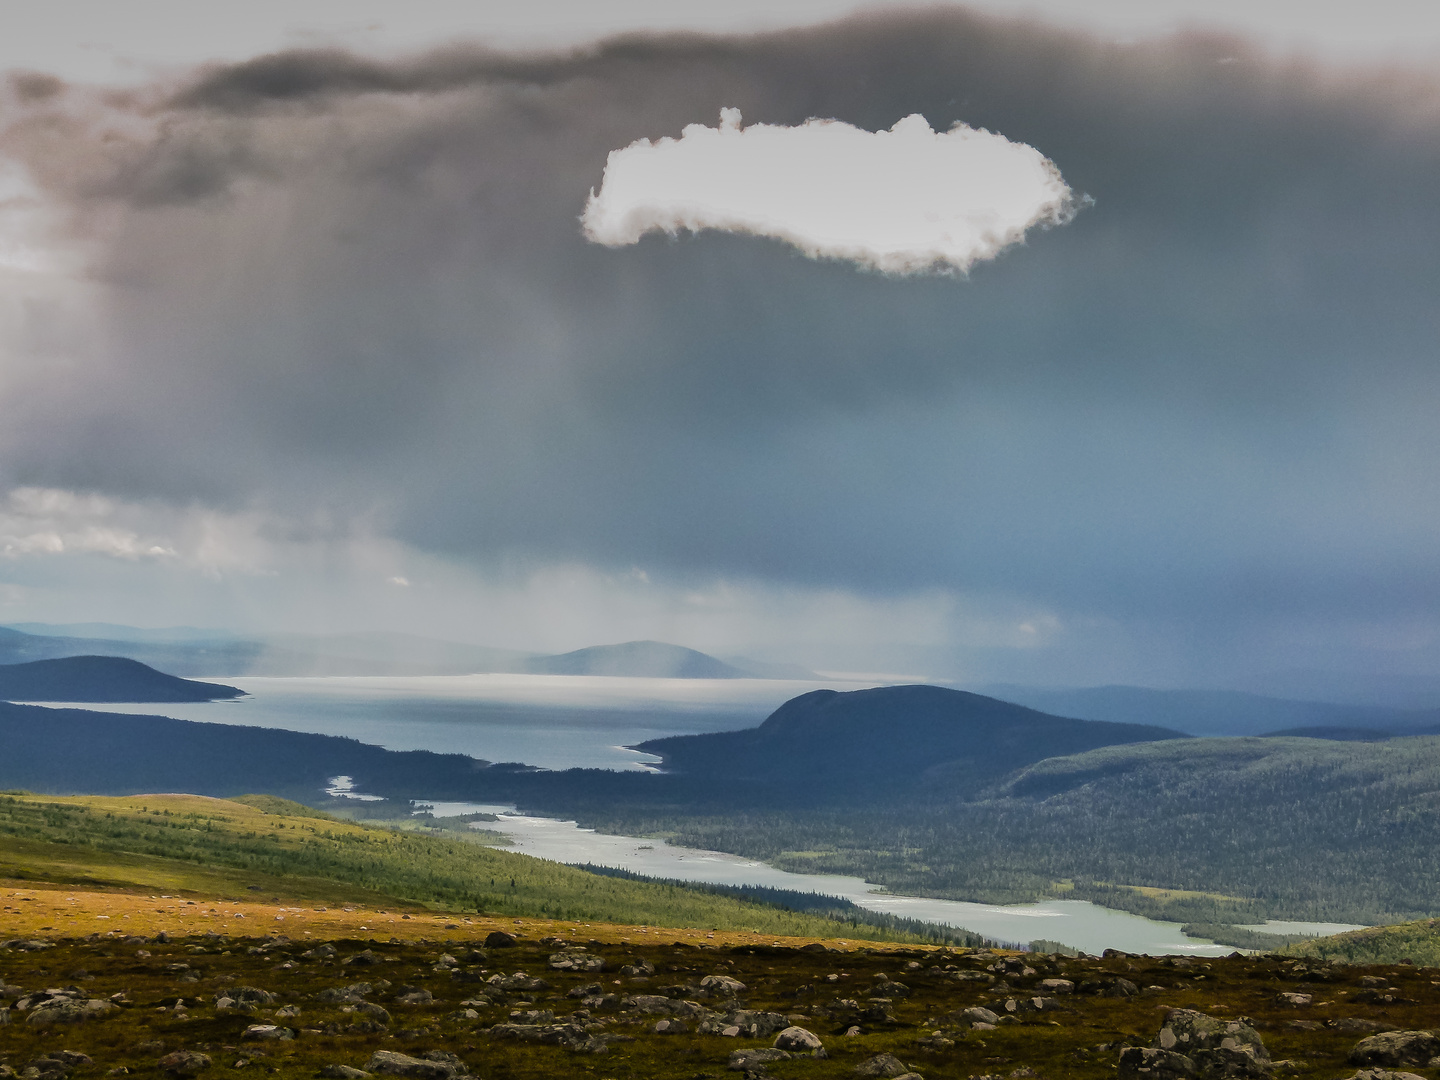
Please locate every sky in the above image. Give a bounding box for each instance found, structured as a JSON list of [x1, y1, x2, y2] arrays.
[[1, 1, 1439, 691]]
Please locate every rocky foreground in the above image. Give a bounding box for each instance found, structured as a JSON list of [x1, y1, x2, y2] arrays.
[[2, 930, 1440, 1080]]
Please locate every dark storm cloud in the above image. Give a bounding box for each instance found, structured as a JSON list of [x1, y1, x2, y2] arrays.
[[3, 7, 1440, 654]]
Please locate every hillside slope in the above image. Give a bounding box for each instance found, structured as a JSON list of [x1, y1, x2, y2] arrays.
[[0, 656, 244, 702], [635, 684, 1184, 798]]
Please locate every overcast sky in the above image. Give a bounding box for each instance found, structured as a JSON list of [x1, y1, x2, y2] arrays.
[[1, 1, 1439, 691]]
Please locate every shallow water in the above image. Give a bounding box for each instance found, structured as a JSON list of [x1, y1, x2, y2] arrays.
[[419, 800, 1263, 956]]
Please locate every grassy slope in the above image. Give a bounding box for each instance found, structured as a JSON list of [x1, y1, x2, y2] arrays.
[[1284, 918, 1440, 966], [0, 793, 946, 944]]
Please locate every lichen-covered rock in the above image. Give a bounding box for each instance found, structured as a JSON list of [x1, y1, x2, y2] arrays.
[[365, 1051, 461, 1080], [241, 1024, 294, 1040], [699, 974, 747, 996], [950, 1006, 999, 1028], [854, 1053, 911, 1077], [25, 999, 114, 1026], [1119, 1047, 1198, 1078], [548, 950, 604, 972], [1349, 1032, 1440, 1068], [157, 1051, 211, 1077], [773, 1025, 823, 1052], [1343, 1071, 1427, 1080], [728, 1048, 790, 1072]]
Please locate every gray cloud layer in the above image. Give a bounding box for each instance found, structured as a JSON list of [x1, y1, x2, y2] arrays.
[[3, 8, 1440, 681]]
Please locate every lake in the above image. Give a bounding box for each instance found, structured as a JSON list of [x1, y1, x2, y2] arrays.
[[30, 673, 866, 770]]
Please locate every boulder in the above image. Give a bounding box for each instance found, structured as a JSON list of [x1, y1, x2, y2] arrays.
[[548, 951, 604, 972], [950, 1006, 1000, 1028], [700, 975, 747, 996], [1039, 978, 1075, 994], [654, 1018, 689, 1034], [484, 932, 517, 948], [773, 1026, 823, 1052], [1119, 1047, 1199, 1078], [225, 986, 276, 1005], [394, 990, 434, 1006], [26, 999, 114, 1026], [855, 1053, 912, 1077], [1275, 993, 1311, 1008], [1139, 1010, 1272, 1079], [1080, 976, 1141, 997], [241, 1025, 294, 1041], [344, 951, 379, 967], [728, 1048, 791, 1072], [1349, 1032, 1440, 1068], [365, 1052, 463, 1080], [356, 1002, 391, 1025], [619, 960, 655, 977], [1344, 1072, 1427, 1080], [319, 1067, 370, 1079], [157, 1051, 211, 1077]]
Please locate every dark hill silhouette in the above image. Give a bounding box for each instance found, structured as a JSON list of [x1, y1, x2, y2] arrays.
[[634, 684, 1185, 798], [523, 640, 748, 679], [0, 656, 244, 703]]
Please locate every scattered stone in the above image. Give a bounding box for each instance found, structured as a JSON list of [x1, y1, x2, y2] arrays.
[[619, 959, 655, 977], [242, 1024, 295, 1040], [26, 998, 114, 1026], [365, 1051, 463, 1080], [1118, 1047, 1199, 1078], [1039, 978, 1075, 994], [1349, 1032, 1440, 1069], [855, 1052, 911, 1077], [654, 1018, 689, 1034], [728, 1048, 791, 1072], [700, 974, 747, 996], [1274, 993, 1311, 1008], [1343, 1072, 1427, 1080], [157, 1051, 211, 1077], [773, 1025, 824, 1052], [394, 990, 434, 1006], [548, 951, 604, 972], [319, 1067, 370, 1079]]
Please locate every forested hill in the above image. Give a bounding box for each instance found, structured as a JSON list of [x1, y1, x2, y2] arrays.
[[0, 656, 244, 703], [634, 684, 1185, 797]]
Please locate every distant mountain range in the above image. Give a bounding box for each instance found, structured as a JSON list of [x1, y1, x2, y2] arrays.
[[0, 626, 816, 681], [0, 656, 243, 703]]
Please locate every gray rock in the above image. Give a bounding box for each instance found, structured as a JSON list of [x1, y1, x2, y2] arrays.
[[484, 931, 517, 948], [1349, 1032, 1440, 1068], [619, 960, 655, 977], [952, 1006, 1000, 1028], [1275, 993, 1311, 1007], [728, 1048, 791, 1071], [223, 986, 276, 1005], [773, 1026, 823, 1052], [700, 975, 747, 996], [724, 1009, 790, 1037], [1155, 1009, 1269, 1061], [394, 990, 434, 1006], [1119, 1047, 1198, 1078], [356, 1002, 391, 1025], [25, 1000, 113, 1026], [319, 1067, 370, 1079], [549, 951, 604, 972], [1039, 978, 1075, 994], [365, 1052, 461, 1080], [156, 1051, 211, 1077], [654, 1018, 689, 1034], [242, 1025, 294, 1041], [1344, 1071, 1427, 1080], [854, 1053, 910, 1078]]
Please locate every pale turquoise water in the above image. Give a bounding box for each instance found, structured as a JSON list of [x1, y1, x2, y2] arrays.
[[419, 801, 1290, 956]]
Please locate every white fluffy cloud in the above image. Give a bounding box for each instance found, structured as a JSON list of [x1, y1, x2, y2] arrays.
[[582, 109, 1078, 274]]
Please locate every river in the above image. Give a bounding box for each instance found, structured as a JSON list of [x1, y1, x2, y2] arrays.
[[416, 801, 1364, 956]]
